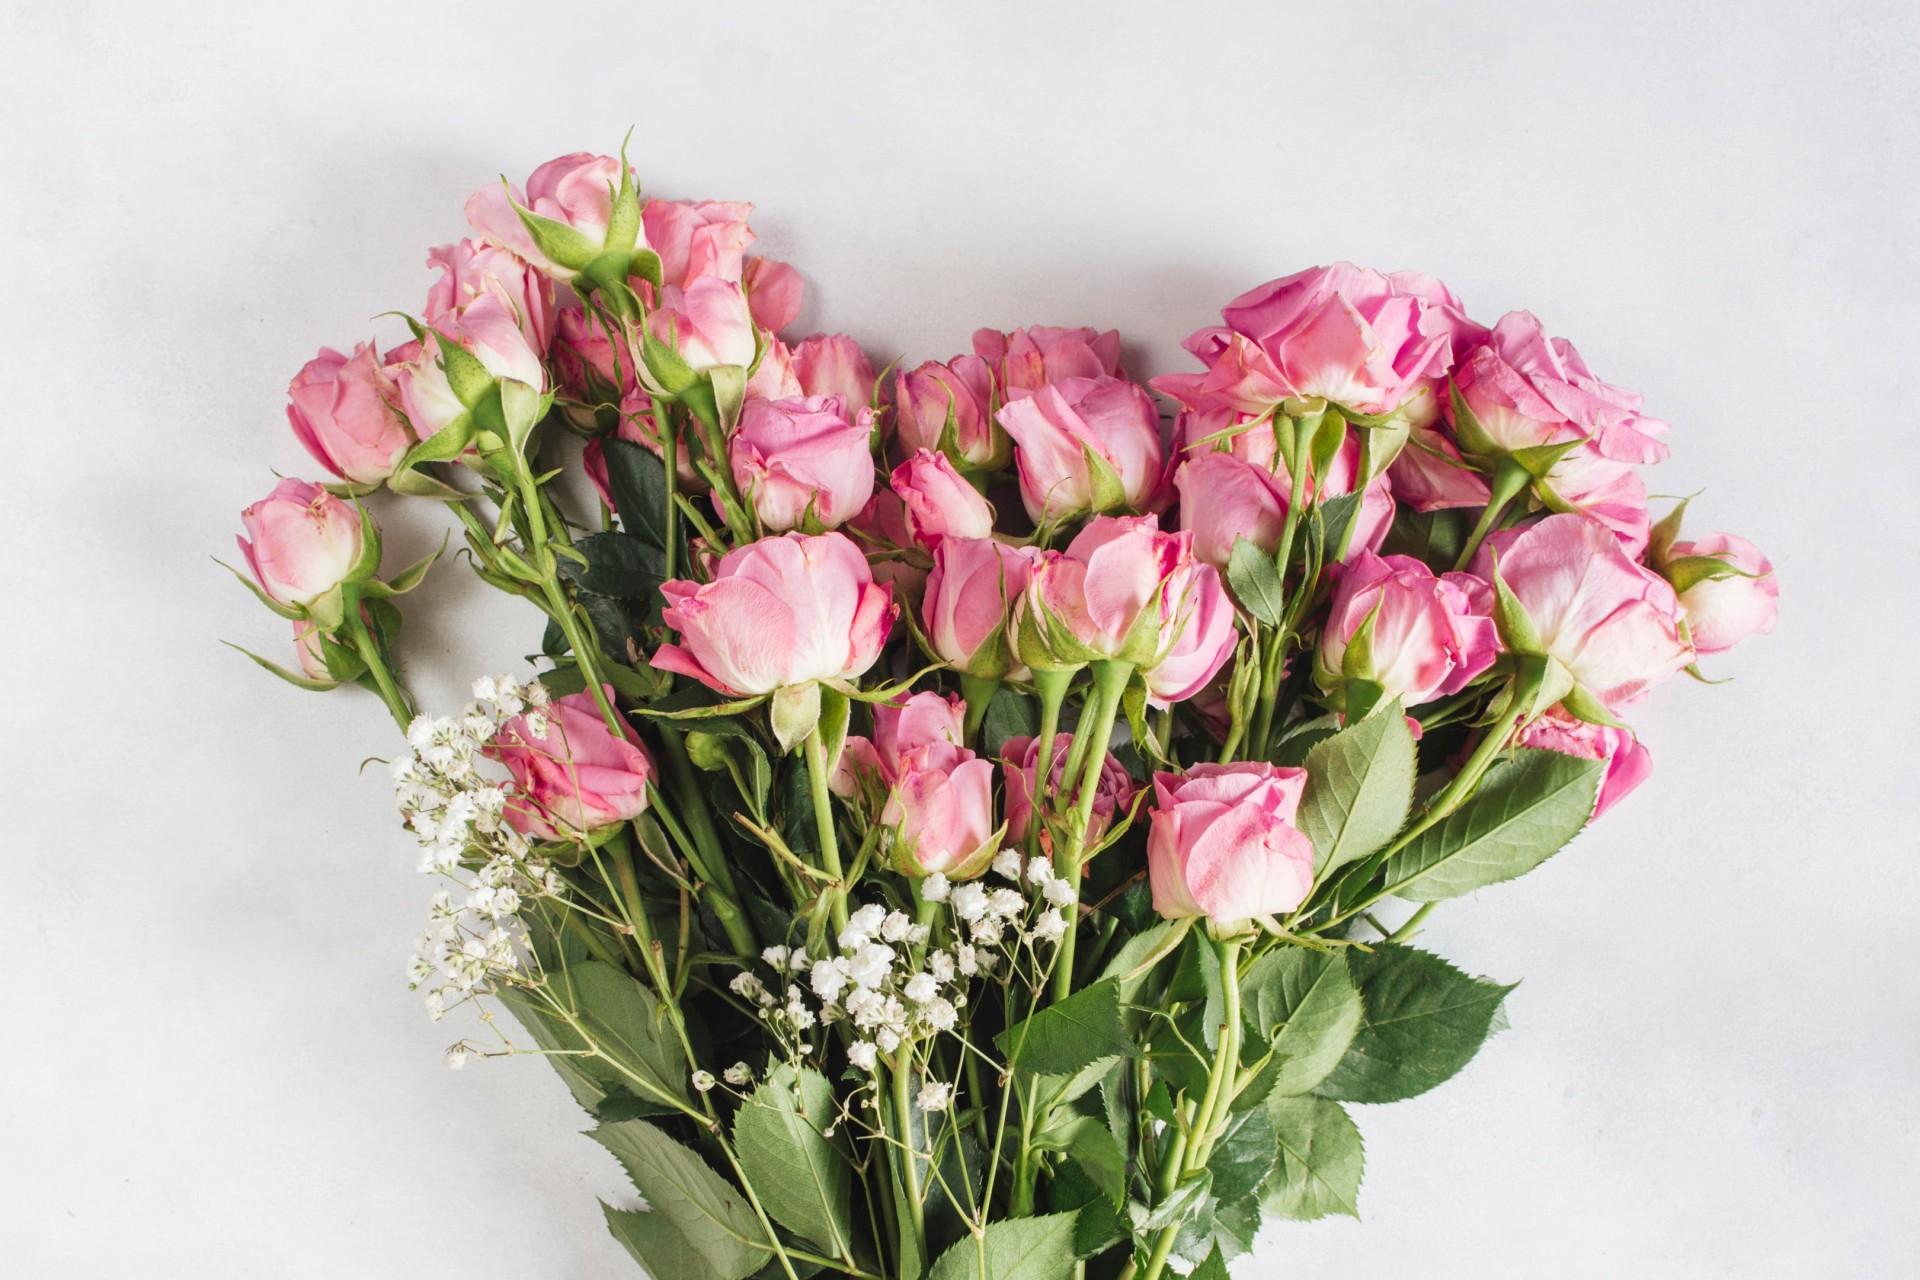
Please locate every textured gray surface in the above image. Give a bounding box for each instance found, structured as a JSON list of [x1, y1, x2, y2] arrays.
[[3, 1, 1915, 1274]]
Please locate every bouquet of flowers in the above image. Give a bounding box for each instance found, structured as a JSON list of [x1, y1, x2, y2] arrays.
[[223, 145, 1778, 1280]]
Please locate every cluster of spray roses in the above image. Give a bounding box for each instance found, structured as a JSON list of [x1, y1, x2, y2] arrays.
[[225, 147, 1775, 1280]]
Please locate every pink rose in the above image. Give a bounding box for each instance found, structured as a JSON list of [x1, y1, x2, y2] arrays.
[[729, 395, 876, 532], [464, 152, 631, 279], [641, 198, 754, 288], [973, 325, 1122, 393], [834, 691, 970, 797], [1473, 514, 1692, 709], [846, 488, 930, 605], [1139, 555, 1239, 708], [996, 376, 1164, 523], [237, 478, 366, 607], [1002, 733, 1136, 846], [1668, 532, 1779, 655], [794, 334, 878, 411], [424, 238, 554, 352], [1147, 763, 1317, 924], [1153, 265, 1482, 419], [745, 336, 802, 400], [293, 618, 332, 681], [286, 343, 415, 484], [895, 356, 1005, 469], [743, 256, 804, 333], [1453, 312, 1669, 465], [391, 294, 547, 440], [551, 304, 635, 406], [1173, 439, 1394, 572], [485, 688, 653, 840], [922, 537, 1037, 681], [890, 450, 995, 551], [1315, 552, 1499, 709], [1516, 707, 1652, 820], [653, 532, 896, 696], [648, 276, 757, 373], [1543, 444, 1652, 556], [881, 746, 1001, 877]]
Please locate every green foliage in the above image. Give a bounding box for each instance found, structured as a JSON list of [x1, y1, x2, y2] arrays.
[[1297, 702, 1417, 876], [595, 1120, 772, 1280], [1262, 1096, 1365, 1221], [1241, 946, 1364, 1097], [602, 437, 673, 550], [926, 1212, 1081, 1280], [997, 979, 1140, 1076], [1380, 507, 1473, 572], [733, 1065, 855, 1262], [1226, 536, 1286, 626], [1382, 749, 1603, 901], [1315, 944, 1514, 1104]]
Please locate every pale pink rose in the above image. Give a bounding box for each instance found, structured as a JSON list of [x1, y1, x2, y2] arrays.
[[642, 199, 754, 288], [654, 532, 896, 695], [1516, 706, 1652, 819], [922, 537, 1036, 680], [793, 334, 878, 411], [890, 450, 995, 550], [1315, 552, 1500, 708], [1473, 514, 1692, 709], [1389, 418, 1491, 511], [729, 395, 875, 532], [424, 238, 554, 351], [997, 376, 1164, 522], [485, 688, 653, 840], [1002, 733, 1136, 846], [1668, 532, 1778, 655], [1174, 442, 1394, 572], [1453, 311, 1669, 464], [648, 276, 757, 372], [745, 335, 804, 400], [973, 325, 1122, 393], [286, 343, 415, 484], [1147, 763, 1316, 924], [882, 746, 1000, 876], [833, 691, 969, 796], [292, 618, 332, 681], [1016, 516, 1234, 698], [1544, 444, 1652, 557], [895, 356, 1004, 468], [743, 256, 804, 333], [1153, 265, 1484, 419], [464, 152, 630, 278], [392, 294, 547, 439], [237, 478, 365, 606], [1140, 560, 1239, 709]]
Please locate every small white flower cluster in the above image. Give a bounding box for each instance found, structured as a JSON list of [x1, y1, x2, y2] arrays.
[[932, 850, 1076, 949], [397, 676, 560, 1023], [806, 903, 969, 1070]]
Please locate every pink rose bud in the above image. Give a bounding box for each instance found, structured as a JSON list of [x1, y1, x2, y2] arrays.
[[890, 450, 995, 550], [973, 325, 1122, 393], [485, 688, 653, 839], [729, 395, 876, 532], [835, 691, 970, 796], [293, 618, 333, 681], [654, 532, 897, 696], [392, 294, 547, 440], [1473, 513, 1693, 710], [881, 746, 1002, 878], [1174, 443, 1395, 573], [895, 356, 1005, 469], [1002, 733, 1136, 847], [794, 334, 879, 411], [922, 537, 1037, 681], [847, 488, 930, 606], [238, 478, 367, 606], [286, 343, 416, 484], [464, 152, 630, 279], [742, 256, 804, 333], [424, 238, 555, 352], [1315, 552, 1500, 710], [551, 304, 635, 406], [1666, 533, 1779, 655], [1147, 763, 1317, 925], [996, 376, 1164, 523], [641, 198, 755, 288], [1516, 706, 1652, 819], [1139, 558, 1240, 708], [1153, 264, 1482, 419], [1453, 311, 1669, 465], [647, 276, 758, 373]]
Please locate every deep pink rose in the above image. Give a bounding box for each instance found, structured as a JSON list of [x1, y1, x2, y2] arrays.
[[237, 478, 366, 606], [551, 304, 635, 406], [729, 395, 876, 532], [922, 537, 1036, 681], [485, 688, 653, 840], [882, 746, 1001, 877], [1516, 707, 1652, 820], [1453, 311, 1669, 464], [743, 256, 804, 333], [391, 294, 546, 439], [1315, 552, 1499, 708], [648, 276, 757, 373], [642, 198, 754, 288], [1473, 514, 1692, 709], [997, 376, 1164, 522], [286, 343, 415, 484], [1174, 438, 1394, 572], [895, 356, 1004, 469], [794, 334, 878, 411], [654, 532, 896, 696], [1668, 533, 1779, 655], [464, 152, 631, 279], [1148, 763, 1316, 924], [1002, 733, 1136, 846], [833, 690, 970, 797], [891, 450, 995, 551], [424, 238, 554, 352], [973, 325, 1122, 393]]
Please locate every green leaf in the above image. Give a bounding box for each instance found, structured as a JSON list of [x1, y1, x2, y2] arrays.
[[926, 1212, 1080, 1280], [1312, 490, 1366, 563], [1381, 749, 1603, 901], [595, 1120, 772, 1280], [511, 198, 604, 272], [1314, 943, 1513, 1103], [362, 533, 448, 598], [1297, 701, 1416, 876], [559, 961, 689, 1106], [1033, 1114, 1126, 1207], [1379, 507, 1473, 573], [1226, 536, 1285, 626], [1206, 1106, 1278, 1206], [603, 437, 672, 550], [996, 979, 1140, 1076], [733, 1065, 854, 1262], [560, 531, 667, 600], [980, 687, 1039, 759], [1262, 1095, 1364, 1221], [1241, 946, 1363, 1097], [1190, 1244, 1232, 1280], [221, 641, 338, 691]]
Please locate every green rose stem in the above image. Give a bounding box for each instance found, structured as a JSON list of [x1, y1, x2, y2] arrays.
[[959, 673, 1000, 748], [338, 584, 413, 730], [802, 724, 852, 938], [1028, 667, 1076, 835], [888, 1047, 929, 1275], [1051, 658, 1132, 1004], [652, 730, 757, 958], [1451, 455, 1533, 572]]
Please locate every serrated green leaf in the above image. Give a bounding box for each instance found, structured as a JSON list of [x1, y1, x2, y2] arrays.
[[1226, 535, 1285, 626], [1034, 1114, 1126, 1207], [1262, 1095, 1364, 1221], [559, 531, 667, 599], [1207, 1106, 1278, 1205], [926, 1212, 1080, 1280], [1241, 946, 1363, 1097], [603, 436, 672, 549], [1190, 1243, 1232, 1280], [1298, 701, 1415, 876], [546, 962, 688, 1105], [595, 1120, 771, 1280], [980, 687, 1038, 759], [996, 979, 1140, 1076], [1314, 943, 1513, 1103], [734, 1065, 854, 1262], [1382, 749, 1602, 901]]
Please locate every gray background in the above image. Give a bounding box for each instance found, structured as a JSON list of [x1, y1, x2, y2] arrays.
[[4, 1, 1915, 1275]]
